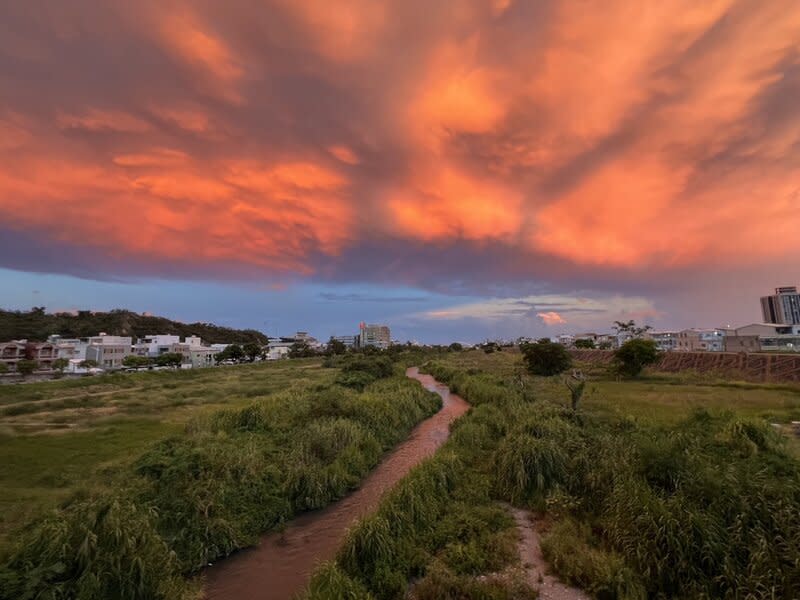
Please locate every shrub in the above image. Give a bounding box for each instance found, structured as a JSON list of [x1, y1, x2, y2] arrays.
[[613, 339, 659, 378], [520, 341, 572, 376], [15, 359, 38, 377], [336, 357, 394, 390]]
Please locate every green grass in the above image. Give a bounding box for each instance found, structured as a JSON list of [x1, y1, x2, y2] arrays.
[[308, 349, 800, 599], [0, 359, 333, 554], [0, 355, 443, 599]]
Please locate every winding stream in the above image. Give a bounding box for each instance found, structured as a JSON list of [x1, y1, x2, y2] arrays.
[[202, 367, 470, 600]]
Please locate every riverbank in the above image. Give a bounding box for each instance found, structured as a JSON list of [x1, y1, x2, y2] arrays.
[[0, 357, 442, 599], [203, 368, 469, 599], [305, 350, 800, 598]]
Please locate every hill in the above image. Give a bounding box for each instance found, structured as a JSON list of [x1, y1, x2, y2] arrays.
[[0, 308, 268, 345]]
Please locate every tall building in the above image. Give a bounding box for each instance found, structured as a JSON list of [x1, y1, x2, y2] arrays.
[[358, 323, 391, 349], [761, 286, 800, 325]]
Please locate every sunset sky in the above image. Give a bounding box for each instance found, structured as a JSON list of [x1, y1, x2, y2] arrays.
[[1, 1, 799, 342]]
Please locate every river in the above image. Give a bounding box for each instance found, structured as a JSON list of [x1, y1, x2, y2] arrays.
[[202, 366, 470, 600]]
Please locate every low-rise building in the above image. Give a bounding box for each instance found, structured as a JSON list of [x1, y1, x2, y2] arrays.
[[266, 346, 290, 360], [85, 334, 133, 369], [28, 342, 56, 369], [677, 329, 726, 352], [0, 341, 26, 372], [332, 335, 357, 349], [135, 335, 181, 357], [648, 331, 679, 352], [724, 334, 761, 353], [732, 323, 800, 352]]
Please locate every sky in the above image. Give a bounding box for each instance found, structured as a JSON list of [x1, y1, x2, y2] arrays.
[[1, 1, 799, 343]]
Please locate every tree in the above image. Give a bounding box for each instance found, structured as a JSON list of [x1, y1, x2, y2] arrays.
[[122, 355, 151, 369], [574, 339, 595, 349], [521, 340, 572, 376], [614, 338, 659, 378], [448, 342, 463, 352], [0, 362, 8, 374], [16, 359, 38, 377], [327, 337, 347, 356], [288, 341, 316, 358], [214, 344, 245, 363], [52, 358, 69, 372], [613, 320, 652, 338], [80, 359, 98, 369], [227, 344, 245, 362], [155, 352, 183, 368], [243, 342, 263, 362]]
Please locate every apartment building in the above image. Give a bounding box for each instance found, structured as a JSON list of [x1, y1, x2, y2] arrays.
[[358, 323, 391, 349], [761, 286, 800, 325], [0, 341, 26, 371], [85, 334, 133, 369], [649, 331, 679, 352]]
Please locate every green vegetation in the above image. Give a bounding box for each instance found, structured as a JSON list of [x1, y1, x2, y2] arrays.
[[613, 338, 659, 377], [14, 359, 37, 377], [310, 349, 800, 599], [520, 340, 572, 376], [0, 307, 267, 344], [574, 339, 595, 349], [453, 352, 800, 597], [0, 358, 441, 599], [335, 356, 395, 390]]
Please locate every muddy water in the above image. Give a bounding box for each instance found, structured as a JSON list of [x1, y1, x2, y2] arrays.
[[203, 367, 469, 600]]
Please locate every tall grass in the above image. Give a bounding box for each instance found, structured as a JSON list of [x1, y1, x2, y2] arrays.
[[0, 498, 186, 599], [1, 373, 441, 598], [422, 361, 800, 598]]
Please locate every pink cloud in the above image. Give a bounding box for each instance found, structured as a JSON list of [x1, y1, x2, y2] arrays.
[[537, 311, 566, 326]]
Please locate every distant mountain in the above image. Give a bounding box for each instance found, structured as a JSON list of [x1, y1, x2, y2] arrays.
[[0, 308, 268, 345]]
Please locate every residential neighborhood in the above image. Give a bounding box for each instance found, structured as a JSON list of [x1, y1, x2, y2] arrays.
[[0, 322, 394, 376]]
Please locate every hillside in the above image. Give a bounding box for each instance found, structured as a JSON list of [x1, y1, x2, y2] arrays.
[[0, 308, 268, 344]]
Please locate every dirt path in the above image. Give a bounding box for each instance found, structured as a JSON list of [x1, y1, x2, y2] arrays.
[[508, 506, 590, 600]]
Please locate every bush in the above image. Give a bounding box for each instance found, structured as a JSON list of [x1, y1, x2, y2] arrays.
[[613, 339, 659, 378], [336, 357, 394, 390], [15, 359, 38, 377], [520, 341, 572, 376]]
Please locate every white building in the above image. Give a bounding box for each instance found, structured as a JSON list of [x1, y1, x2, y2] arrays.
[[135, 335, 181, 357], [85, 334, 133, 369], [648, 331, 679, 352]]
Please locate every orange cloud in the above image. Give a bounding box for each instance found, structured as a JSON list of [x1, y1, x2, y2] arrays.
[[388, 165, 522, 242], [537, 311, 565, 326], [1, 0, 799, 288], [56, 109, 152, 133], [156, 10, 245, 104]]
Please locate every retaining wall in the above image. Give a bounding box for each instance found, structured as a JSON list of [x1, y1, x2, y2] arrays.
[[570, 349, 800, 383]]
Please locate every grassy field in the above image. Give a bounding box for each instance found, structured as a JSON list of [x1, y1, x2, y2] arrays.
[[307, 348, 800, 599], [0, 359, 333, 553], [440, 348, 800, 429], [1, 354, 445, 599]]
